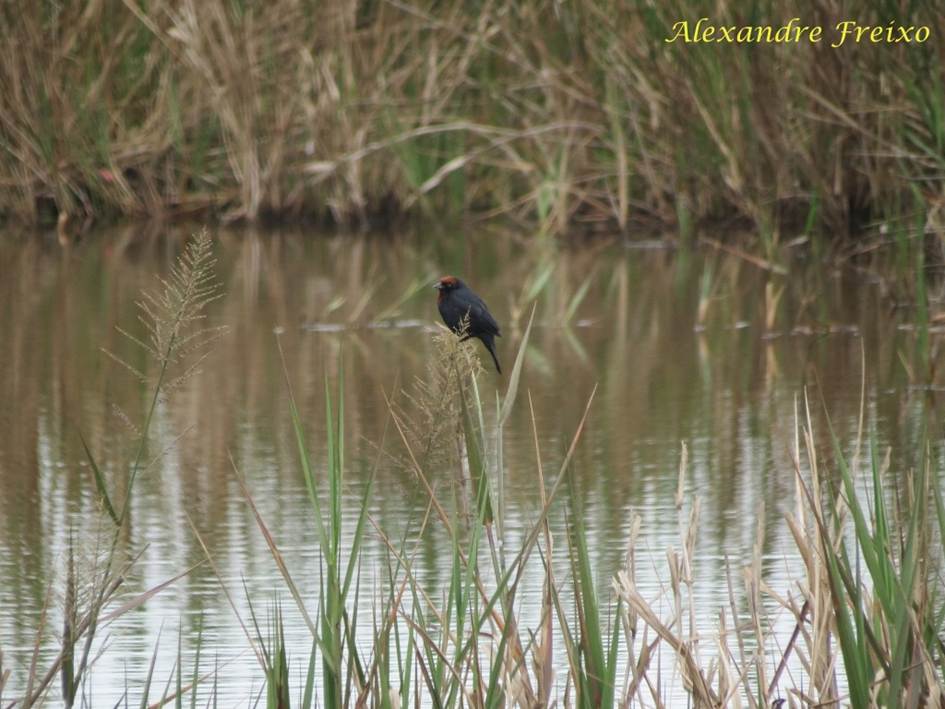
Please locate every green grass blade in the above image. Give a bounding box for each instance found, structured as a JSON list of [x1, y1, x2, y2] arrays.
[[189, 616, 202, 709], [77, 429, 119, 525], [139, 625, 163, 709], [342, 475, 372, 602], [301, 638, 316, 709], [175, 625, 183, 709], [277, 340, 331, 557]]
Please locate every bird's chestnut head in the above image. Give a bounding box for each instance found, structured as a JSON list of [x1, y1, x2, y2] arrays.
[[433, 275, 463, 292]]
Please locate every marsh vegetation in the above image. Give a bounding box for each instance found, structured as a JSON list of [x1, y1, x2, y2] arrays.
[[3, 0, 945, 264]]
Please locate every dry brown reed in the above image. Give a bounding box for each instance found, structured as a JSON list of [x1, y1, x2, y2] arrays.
[[2, 1, 943, 248], [614, 391, 945, 707]]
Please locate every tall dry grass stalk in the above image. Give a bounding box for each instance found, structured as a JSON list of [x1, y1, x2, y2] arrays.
[[2, 1, 943, 249]]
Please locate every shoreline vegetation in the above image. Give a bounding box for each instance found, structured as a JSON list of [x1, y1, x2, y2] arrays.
[[5, 231, 944, 706], [3, 1, 945, 257]]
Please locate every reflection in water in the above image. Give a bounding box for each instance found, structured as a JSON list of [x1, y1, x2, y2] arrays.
[[0, 225, 935, 704]]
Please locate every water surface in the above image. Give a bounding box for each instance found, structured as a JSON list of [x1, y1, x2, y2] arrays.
[[0, 225, 935, 705]]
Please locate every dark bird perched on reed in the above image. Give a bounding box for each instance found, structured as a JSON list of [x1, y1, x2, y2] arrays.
[[434, 275, 502, 374]]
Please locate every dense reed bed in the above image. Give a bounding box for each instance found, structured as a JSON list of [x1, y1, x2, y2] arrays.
[[4, 232, 944, 707], [2, 1, 944, 252]]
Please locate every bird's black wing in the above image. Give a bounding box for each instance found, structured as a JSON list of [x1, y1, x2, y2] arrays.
[[466, 293, 501, 336]]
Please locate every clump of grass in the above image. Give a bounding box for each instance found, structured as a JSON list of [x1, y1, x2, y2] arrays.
[[246, 600, 290, 709], [123, 290, 945, 705], [228, 308, 614, 706], [613, 392, 945, 707]]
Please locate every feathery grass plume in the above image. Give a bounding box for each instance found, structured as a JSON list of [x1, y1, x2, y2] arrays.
[[89, 229, 226, 527], [393, 318, 483, 494], [106, 228, 226, 395]]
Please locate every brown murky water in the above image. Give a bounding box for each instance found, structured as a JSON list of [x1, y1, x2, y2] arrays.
[[0, 224, 937, 705]]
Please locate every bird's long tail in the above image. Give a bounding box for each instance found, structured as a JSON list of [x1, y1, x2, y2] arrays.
[[483, 337, 502, 374]]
